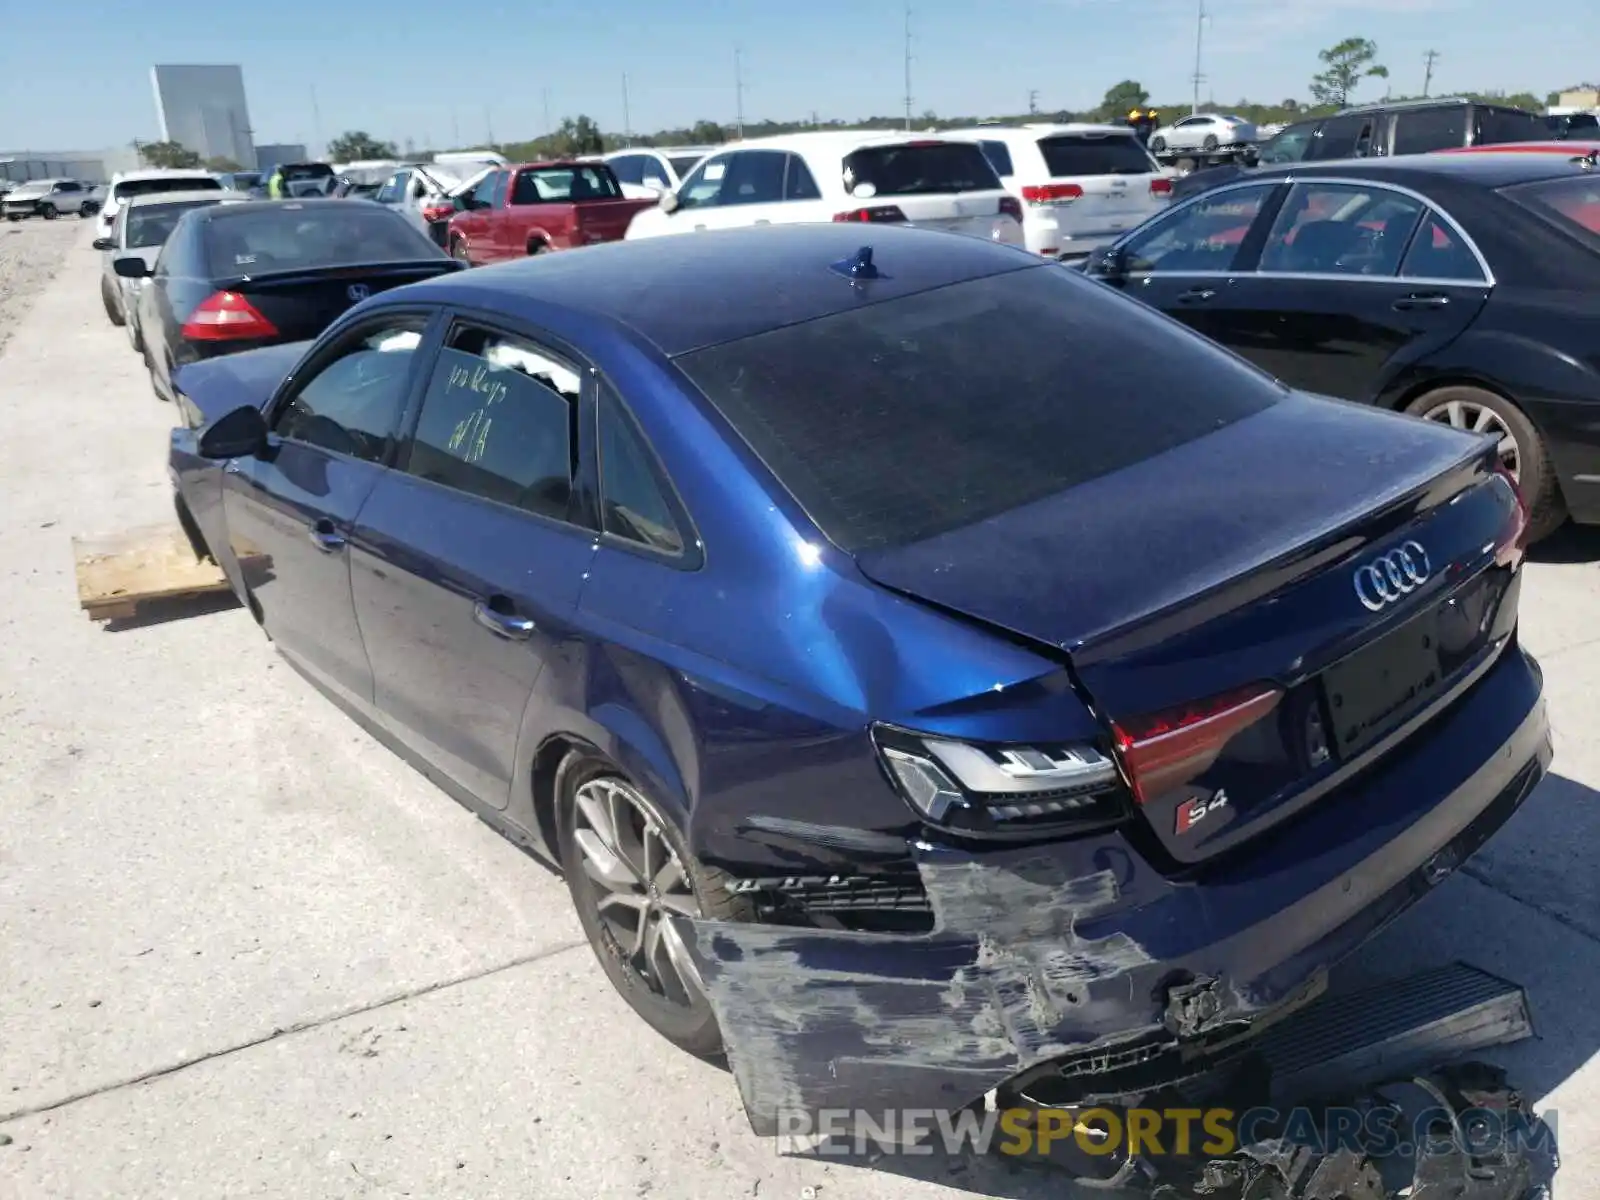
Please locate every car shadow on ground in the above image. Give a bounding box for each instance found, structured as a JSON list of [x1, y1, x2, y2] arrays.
[[1529, 522, 1600, 565], [774, 770, 1600, 1198]]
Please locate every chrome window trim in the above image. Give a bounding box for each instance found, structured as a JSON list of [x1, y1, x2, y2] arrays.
[[1118, 173, 1496, 287]]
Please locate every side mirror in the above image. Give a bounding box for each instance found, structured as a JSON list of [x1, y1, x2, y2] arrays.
[[112, 255, 150, 279], [198, 404, 269, 460], [92, 237, 115, 251], [1090, 244, 1130, 281], [658, 190, 680, 214]]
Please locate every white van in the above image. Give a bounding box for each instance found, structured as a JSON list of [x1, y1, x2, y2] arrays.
[[624, 131, 1023, 248]]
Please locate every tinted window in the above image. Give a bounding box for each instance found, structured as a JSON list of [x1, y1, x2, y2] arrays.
[[668, 155, 704, 180], [375, 171, 407, 204], [1036, 134, 1154, 176], [403, 325, 580, 521], [57, 181, 81, 193], [711, 151, 788, 206], [644, 157, 673, 188], [470, 172, 502, 208], [1503, 176, 1600, 249], [125, 199, 222, 248], [1257, 183, 1424, 276], [489, 171, 509, 207], [283, 164, 334, 181], [1401, 213, 1487, 281], [1258, 122, 1317, 165], [784, 154, 822, 200], [113, 176, 221, 201], [599, 388, 685, 555], [677, 267, 1283, 552], [609, 155, 645, 186], [1121, 184, 1274, 273], [1307, 115, 1374, 161], [1476, 108, 1545, 145], [978, 140, 1015, 178], [272, 320, 426, 461], [842, 142, 1000, 196], [1392, 107, 1468, 155], [205, 205, 440, 275], [509, 165, 621, 202]]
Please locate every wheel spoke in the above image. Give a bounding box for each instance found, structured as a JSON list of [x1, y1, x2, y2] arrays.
[[1445, 401, 1467, 428], [658, 916, 707, 1005], [596, 891, 648, 919], [1472, 406, 1497, 434], [574, 829, 638, 889], [575, 787, 618, 851]]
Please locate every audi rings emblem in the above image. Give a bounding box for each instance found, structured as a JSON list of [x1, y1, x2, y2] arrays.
[[1353, 541, 1432, 612]]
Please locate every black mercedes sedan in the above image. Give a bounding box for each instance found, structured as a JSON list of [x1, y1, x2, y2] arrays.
[[114, 198, 461, 405], [1083, 153, 1600, 540]]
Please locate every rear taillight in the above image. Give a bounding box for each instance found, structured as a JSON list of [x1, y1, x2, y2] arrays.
[[1021, 183, 1084, 204], [998, 195, 1023, 224], [1492, 462, 1529, 565], [833, 205, 907, 223], [421, 203, 455, 223], [1112, 683, 1283, 804], [1150, 177, 1174, 197], [181, 291, 279, 341]]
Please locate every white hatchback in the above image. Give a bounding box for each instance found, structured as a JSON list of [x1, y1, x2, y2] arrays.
[[945, 124, 1172, 260], [624, 131, 1024, 248]]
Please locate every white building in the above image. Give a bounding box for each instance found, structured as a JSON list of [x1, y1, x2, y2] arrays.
[[150, 64, 256, 167]]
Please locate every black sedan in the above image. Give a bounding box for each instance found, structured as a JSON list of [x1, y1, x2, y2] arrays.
[[1084, 153, 1600, 540], [116, 199, 461, 404]]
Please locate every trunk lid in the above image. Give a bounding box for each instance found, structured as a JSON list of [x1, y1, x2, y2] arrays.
[[202, 261, 458, 343], [855, 394, 1524, 864]]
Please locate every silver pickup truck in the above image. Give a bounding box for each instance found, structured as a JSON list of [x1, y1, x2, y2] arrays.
[[2, 178, 95, 221]]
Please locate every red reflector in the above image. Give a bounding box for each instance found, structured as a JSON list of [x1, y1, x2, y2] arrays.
[[181, 291, 279, 342], [1112, 684, 1283, 803], [999, 195, 1023, 224], [422, 204, 456, 223], [832, 205, 907, 223], [1492, 462, 1529, 564], [1021, 183, 1084, 204], [1150, 177, 1174, 196]]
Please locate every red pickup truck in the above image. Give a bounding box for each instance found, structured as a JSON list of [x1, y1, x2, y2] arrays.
[[444, 161, 656, 265]]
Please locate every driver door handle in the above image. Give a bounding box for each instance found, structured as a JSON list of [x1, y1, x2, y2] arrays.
[[473, 597, 536, 640], [308, 518, 345, 553], [1393, 292, 1450, 311], [1177, 287, 1217, 303]]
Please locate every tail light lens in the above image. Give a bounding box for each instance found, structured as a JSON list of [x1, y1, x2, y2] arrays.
[[1492, 462, 1528, 566], [998, 196, 1023, 224], [422, 203, 456, 223], [1111, 684, 1283, 804], [1021, 183, 1084, 204], [181, 291, 279, 341], [1150, 177, 1174, 197], [833, 205, 907, 223]]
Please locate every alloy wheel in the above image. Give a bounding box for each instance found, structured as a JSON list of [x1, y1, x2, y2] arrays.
[[1419, 398, 1520, 481], [570, 777, 705, 1008]]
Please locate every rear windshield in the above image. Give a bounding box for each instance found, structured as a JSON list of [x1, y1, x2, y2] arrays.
[[509, 165, 621, 204], [676, 266, 1284, 552], [126, 199, 222, 248], [669, 155, 704, 179], [204, 203, 441, 276], [1503, 175, 1600, 249], [1037, 134, 1156, 176], [841, 142, 1001, 197], [282, 164, 335, 180], [113, 176, 221, 201]]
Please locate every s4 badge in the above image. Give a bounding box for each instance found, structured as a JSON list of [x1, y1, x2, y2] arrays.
[[1176, 789, 1229, 835]]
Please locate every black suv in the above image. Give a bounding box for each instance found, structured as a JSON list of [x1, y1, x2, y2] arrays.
[[1171, 97, 1547, 199]]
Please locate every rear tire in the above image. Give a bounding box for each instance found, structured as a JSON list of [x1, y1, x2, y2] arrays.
[[101, 277, 125, 327], [449, 236, 471, 264], [39, 203, 56, 220], [556, 755, 753, 1059], [1150, 136, 1167, 154], [527, 240, 547, 256], [1404, 384, 1565, 541], [1202, 134, 1220, 152]]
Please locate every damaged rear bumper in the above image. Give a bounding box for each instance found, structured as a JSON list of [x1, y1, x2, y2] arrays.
[[678, 649, 1550, 1135]]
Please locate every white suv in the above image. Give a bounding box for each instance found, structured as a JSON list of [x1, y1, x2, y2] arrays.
[[603, 146, 718, 200], [944, 124, 1172, 260], [98, 169, 223, 239], [624, 131, 1024, 248]]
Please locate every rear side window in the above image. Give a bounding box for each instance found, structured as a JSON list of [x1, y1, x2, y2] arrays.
[[1401, 214, 1487, 281], [1306, 115, 1374, 161], [599, 387, 685, 556], [113, 176, 221, 201], [1258, 122, 1317, 165], [1257, 183, 1424, 276], [204, 205, 439, 275], [978, 140, 1014, 178], [1503, 176, 1600, 249], [1475, 108, 1545, 145], [677, 266, 1283, 552], [1036, 134, 1154, 176], [1392, 107, 1468, 155], [511, 166, 622, 202], [783, 154, 822, 200], [403, 325, 582, 521], [841, 142, 1000, 197]]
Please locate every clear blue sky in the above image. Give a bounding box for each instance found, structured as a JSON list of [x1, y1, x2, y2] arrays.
[[1, 0, 1588, 152]]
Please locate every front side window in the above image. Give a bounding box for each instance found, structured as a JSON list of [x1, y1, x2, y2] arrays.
[[402, 325, 581, 521], [469, 172, 502, 209], [713, 151, 788, 206], [599, 387, 685, 555], [1256, 183, 1424, 276], [1307, 115, 1374, 161], [1392, 107, 1468, 155], [979, 140, 1015, 178], [1120, 184, 1275, 273], [675, 154, 732, 209], [1258, 122, 1317, 165], [375, 171, 407, 204], [642, 157, 672, 189], [272, 317, 428, 462]]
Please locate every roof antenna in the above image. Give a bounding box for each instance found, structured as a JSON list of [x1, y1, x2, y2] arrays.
[[831, 245, 881, 281]]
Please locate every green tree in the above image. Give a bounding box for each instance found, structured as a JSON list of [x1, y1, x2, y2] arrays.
[[688, 119, 725, 144], [551, 115, 605, 157], [204, 155, 243, 173], [326, 131, 400, 162], [1101, 80, 1150, 120], [138, 141, 202, 169], [1309, 38, 1389, 108]]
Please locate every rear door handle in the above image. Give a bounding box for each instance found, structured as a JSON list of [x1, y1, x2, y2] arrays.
[[1177, 287, 1217, 303], [308, 518, 345, 553], [473, 597, 536, 640], [1393, 293, 1450, 310]]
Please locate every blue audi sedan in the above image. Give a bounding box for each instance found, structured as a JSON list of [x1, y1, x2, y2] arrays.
[[168, 223, 1549, 1134]]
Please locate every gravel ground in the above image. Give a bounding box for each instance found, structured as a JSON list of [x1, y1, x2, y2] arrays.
[[0, 216, 87, 357]]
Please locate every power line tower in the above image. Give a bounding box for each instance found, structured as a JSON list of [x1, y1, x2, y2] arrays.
[[1422, 50, 1440, 98], [1028, 89, 1039, 116], [1191, 0, 1207, 116], [734, 46, 746, 140], [903, 1, 914, 131]]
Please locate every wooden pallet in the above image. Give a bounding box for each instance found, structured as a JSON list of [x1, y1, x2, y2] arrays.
[[73, 524, 237, 622]]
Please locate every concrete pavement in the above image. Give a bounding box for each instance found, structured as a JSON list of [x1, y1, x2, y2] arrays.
[[1, 223, 1597, 1199]]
